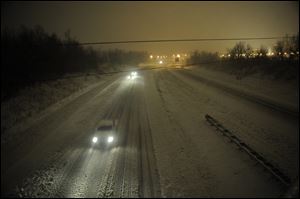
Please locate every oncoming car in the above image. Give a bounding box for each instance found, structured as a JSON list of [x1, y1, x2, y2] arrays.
[[92, 119, 117, 148], [127, 71, 138, 80]]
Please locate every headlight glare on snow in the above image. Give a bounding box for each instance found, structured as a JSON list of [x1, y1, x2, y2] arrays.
[[130, 71, 137, 77]]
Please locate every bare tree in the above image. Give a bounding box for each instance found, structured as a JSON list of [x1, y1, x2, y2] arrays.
[[274, 33, 299, 56], [229, 41, 246, 59], [245, 44, 252, 58], [274, 40, 284, 57], [258, 45, 268, 57]]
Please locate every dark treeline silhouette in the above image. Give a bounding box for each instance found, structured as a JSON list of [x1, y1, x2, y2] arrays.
[[1, 25, 148, 101], [187, 51, 219, 65], [187, 34, 299, 80], [96, 48, 148, 72]]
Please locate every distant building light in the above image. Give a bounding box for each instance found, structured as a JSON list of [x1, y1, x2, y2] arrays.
[[228, 54, 231, 57], [267, 48, 272, 55], [150, 55, 153, 59], [176, 54, 180, 58]]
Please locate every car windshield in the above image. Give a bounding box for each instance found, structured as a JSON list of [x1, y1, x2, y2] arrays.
[[97, 125, 113, 131]]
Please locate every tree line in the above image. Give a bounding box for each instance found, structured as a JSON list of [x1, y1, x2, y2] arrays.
[[186, 34, 299, 80], [1, 25, 148, 101], [188, 33, 299, 64]]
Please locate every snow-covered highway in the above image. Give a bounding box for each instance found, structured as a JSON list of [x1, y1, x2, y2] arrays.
[[1, 67, 298, 197]]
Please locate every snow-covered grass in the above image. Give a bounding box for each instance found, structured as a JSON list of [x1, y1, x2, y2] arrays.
[[184, 65, 299, 112], [1, 75, 101, 140], [196, 60, 299, 82]]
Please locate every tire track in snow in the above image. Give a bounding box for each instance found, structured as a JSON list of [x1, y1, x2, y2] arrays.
[[153, 70, 214, 196], [99, 74, 161, 198], [139, 86, 162, 198]]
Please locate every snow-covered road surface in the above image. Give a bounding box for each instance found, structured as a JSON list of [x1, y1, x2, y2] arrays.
[[1, 68, 298, 197]]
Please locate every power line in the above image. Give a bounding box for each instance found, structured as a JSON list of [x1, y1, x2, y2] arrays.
[[71, 37, 287, 46]]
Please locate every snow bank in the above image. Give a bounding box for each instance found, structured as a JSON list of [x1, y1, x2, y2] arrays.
[[1, 75, 102, 144]]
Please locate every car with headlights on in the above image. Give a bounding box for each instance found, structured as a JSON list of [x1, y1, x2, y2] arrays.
[[127, 71, 138, 79], [92, 119, 117, 148]]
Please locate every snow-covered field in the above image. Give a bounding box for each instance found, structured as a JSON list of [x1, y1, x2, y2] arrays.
[[1, 66, 298, 197]]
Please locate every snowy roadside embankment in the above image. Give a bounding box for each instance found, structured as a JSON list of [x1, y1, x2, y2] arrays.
[[184, 65, 299, 113], [1, 74, 104, 144]]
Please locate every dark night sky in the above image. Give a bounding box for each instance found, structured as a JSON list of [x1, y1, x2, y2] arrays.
[[1, 1, 299, 54]]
